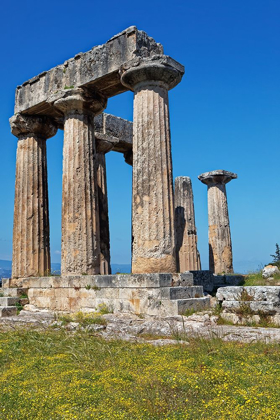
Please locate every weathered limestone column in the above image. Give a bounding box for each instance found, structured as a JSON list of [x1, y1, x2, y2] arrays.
[[121, 57, 184, 273], [54, 88, 107, 275], [198, 170, 237, 274], [96, 153, 111, 274], [175, 177, 201, 272], [10, 114, 57, 278]]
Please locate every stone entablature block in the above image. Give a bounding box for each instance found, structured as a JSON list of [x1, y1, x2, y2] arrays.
[[15, 27, 167, 118]]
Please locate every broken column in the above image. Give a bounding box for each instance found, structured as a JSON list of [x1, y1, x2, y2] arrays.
[[10, 114, 57, 278], [54, 88, 107, 276], [175, 176, 201, 272], [198, 170, 237, 274], [121, 56, 184, 273]]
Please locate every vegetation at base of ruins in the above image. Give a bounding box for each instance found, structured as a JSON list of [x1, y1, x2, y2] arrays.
[[97, 303, 113, 315], [183, 308, 199, 317], [239, 289, 254, 302], [64, 85, 74, 89], [15, 301, 23, 314], [136, 332, 172, 340], [215, 316, 235, 326], [115, 272, 130, 275], [212, 302, 223, 317], [243, 271, 280, 286], [19, 293, 28, 299], [56, 311, 107, 327], [0, 292, 3, 297], [0, 330, 280, 419], [85, 285, 101, 291]]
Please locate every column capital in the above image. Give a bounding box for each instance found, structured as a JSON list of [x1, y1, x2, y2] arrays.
[[120, 55, 184, 92], [53, 88, 107, 117], [198, 170, 237, 186], [9, 114, 57, 140]]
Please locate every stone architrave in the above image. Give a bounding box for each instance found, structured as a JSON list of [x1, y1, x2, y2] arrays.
[[121, 56, 184, 274], [9, 114, 57, 278], [54, 88, 107, 276], [175, 177, 201, 272], [198, 170, 237, 274], [96, 153, 111, 274]]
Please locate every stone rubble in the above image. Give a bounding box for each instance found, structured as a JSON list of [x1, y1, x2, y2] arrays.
[[1, 310, 280, 344], [262, 265, 280, 279]]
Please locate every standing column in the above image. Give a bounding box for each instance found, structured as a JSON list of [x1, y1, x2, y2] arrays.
[[54, 88, 107, 275], [198, 170, 237, 274], [96, 152, 111, 274], [10, 114, 57, 278], [175, 177, 201, 272], [121, 57, 184, 273]]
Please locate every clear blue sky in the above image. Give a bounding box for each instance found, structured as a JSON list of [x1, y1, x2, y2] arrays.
[[0, 0, 279, 272]]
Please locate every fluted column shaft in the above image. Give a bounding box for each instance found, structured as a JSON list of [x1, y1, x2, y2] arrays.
[[96, 152, 111, 274], [175, 177, 201, 272], [207, 184, 233, 273], [121, 59, 183, 274], [198, 170, 237, 274], [130, 83, 175, 273], [10, 115, 57, 278], [54, 88, 107, 275]]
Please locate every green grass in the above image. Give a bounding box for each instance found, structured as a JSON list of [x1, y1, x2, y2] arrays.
[[56, 311, 107, 327], [243, 271, 280, 286], [0, 329, 280, 419]]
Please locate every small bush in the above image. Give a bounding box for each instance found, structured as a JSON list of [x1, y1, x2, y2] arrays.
[[97, 303, 113, 315]]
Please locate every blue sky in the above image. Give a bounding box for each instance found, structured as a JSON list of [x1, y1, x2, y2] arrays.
[[0, 0, 279, 272]]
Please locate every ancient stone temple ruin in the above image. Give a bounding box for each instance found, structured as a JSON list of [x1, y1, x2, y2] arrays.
[[1, 28, 240, 317]]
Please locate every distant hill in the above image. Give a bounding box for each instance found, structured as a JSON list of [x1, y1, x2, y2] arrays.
[[0, 260, 12, 280], [0, 260, 131, 279], [0, 259, 262, 279], [111, 264, 131, 274]]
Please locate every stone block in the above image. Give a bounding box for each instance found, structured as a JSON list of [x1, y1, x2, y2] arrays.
[[217, 286, 280, 303], [0, 297, 19, 306], [213, 274, 244, 287], [191, 270, 213, 292], [216, 287, 244, 301], [0, 306, 17, 317], [2, 278, 11, 288], [15, 27, 165, 116], [177, 297, 210, 314], [3, 287, 28, 297], [222, 300, 280, 315], [161, 286, 204, 300]]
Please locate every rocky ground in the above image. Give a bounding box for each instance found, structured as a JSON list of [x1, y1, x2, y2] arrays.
[[1, 308, 280, 345]]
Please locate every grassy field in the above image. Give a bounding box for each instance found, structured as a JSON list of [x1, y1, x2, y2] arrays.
[[0, 329, 280, 419]]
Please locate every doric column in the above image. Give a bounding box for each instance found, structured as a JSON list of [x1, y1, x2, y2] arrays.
[[175, 176, 201, 272], [9, 114, 57, 278], [121, 57, 184, 274], [198, 170, 237, 274], [54, 88, 107, 276], [96, 153, 111, 274]]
